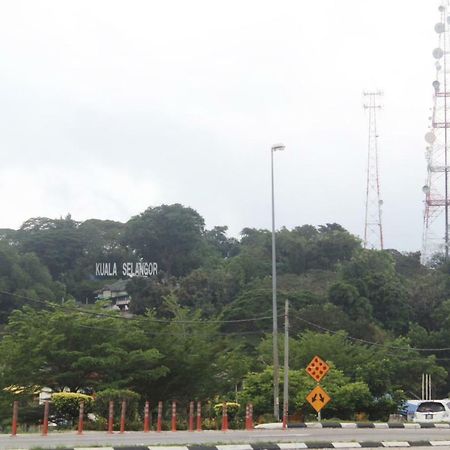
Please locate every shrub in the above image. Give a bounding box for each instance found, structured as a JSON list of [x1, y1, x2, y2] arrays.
[[93, 389, 140, 421], [52, 392, 94, 422]]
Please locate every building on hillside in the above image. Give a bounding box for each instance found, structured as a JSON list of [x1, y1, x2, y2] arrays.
[[95, 279, 131, 311]]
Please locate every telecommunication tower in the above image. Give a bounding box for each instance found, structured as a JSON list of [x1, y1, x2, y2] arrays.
[[363, 91, 384, 250], [422, 2, 450, 264]]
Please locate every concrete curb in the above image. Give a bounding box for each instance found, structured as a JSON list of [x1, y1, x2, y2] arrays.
[[28, 442, 450, 449], [283, 422, 450, 429]]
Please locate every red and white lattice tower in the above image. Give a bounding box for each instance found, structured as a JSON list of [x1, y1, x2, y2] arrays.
[[363, 91, 384, 250], [422, 2, 450, 264]]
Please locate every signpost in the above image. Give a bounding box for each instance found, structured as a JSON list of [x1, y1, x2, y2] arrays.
[[305, 355, 331, 420]]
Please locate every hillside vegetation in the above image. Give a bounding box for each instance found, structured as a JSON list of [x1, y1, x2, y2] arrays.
[[0, 203, 448, 421]]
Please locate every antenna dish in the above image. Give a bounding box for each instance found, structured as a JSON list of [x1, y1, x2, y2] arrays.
[[425, 132, 436, 144], [433, 80, 441, 90], [379, 200, 384, 206], [448, 16, 450, 24], [436, 22, 446, 33], [433, 48, 444, 59], [439, 5, 445, 12], [437, 62, 442, 71], [423, 185, 430, 194]]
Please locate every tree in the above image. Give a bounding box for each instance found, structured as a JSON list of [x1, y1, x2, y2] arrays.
[[16, 216, 85, 280], [328, 282, 373, 321], [143, 294, 222, 402], [122, 204, 206, 277], [0, 305, 167, 394], [0, 242, 62, 323]]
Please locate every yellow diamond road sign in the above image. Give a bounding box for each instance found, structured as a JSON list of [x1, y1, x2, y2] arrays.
[[306, 385, 331, 413], [306, 355, 330, 383]]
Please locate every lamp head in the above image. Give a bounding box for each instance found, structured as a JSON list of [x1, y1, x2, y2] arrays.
[[271, 143, 286, 152]]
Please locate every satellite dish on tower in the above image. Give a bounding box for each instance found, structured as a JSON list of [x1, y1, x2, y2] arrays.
[[436, 22, 446, 33], [433, 48, 444, 59], [425, 132, 436, 144], [439, 5, 445, 12], [423, 185, 430, 194], [433, 80, 441, 90]]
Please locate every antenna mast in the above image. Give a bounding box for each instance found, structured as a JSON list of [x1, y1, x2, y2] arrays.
[[363, 91, 384, 250], [422, 2, 450, 264]]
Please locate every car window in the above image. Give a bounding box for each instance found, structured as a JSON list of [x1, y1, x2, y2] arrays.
[[417, 402, 445, 412]]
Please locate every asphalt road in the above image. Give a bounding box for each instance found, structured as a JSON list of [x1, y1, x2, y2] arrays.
[[2, 429, 450, 450]]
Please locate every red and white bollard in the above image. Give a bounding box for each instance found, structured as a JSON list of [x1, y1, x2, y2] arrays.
[[120, 400, 126, 433], [282, 403, 288, 430], [171, 401, 177, 432], [11, 401, 18, 437], [189, 401, 194, 432], [42, 400, 49, 436], [221, 402, 228, 432], [245, 404, 250, 430], [78, 401, 84, 435], [108, 401, 114, 433], [248, 403, 254, 430], [157, 401, 163, 432], [144, 401, 150, 432], [196, 401, 202, 431]]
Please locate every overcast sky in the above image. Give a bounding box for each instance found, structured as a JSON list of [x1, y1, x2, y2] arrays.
[[0, 1, 441, 251]]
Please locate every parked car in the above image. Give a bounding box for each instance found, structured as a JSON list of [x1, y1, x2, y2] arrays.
[[413, 400, 450, 422]]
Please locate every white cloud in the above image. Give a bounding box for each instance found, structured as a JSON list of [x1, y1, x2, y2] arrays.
[[0, 0, 441, 249]]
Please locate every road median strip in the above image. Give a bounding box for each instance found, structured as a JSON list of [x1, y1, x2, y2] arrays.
[[23, 441, 450, 450]]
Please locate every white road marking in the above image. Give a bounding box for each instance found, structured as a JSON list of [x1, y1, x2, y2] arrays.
[[304, 422, 323, 428], [381, 442, 410, 447], [430, 441, 450, 446], [216, 445, 253, 450], [75, 448, 114, 450], [149, 447, 189, 450], [332, 443, 362, 448], [277, 443, 308, 449]]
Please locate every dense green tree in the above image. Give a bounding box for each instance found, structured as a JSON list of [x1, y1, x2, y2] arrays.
[[0, 305, 167, 394], [0, 242, 62, 323], [122, 204, 206, 277], [16, 215, 84, 280]]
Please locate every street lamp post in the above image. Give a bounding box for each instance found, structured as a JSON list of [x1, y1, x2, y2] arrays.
[[271, 143, 285, 421]]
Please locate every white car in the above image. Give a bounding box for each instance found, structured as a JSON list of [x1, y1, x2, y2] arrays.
[[413, 400, 450, 422]]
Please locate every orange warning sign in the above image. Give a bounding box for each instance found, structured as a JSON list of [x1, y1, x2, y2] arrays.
[[306, 355, 330, 382], [306, 385, 331, 413]]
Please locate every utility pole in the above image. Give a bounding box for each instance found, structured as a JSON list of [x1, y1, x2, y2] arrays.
[[271, 143, 285, 421], [283, 299, 289, 429]]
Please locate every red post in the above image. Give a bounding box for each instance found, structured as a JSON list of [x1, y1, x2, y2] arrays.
[[144, 401, 150, 432], [282, 402, 288, 430], [196, 401, 202, 431], [189, 401, 194, 432], [221, 402, 228, 432], [120, 400, 126, 433], [157, 401, 163, 432], [78, 401, 84, 435], [248, 403, 253, 430], [11, 401, 18, 437], [107, 401, 114, 433], [171, 400, 177, 432], [245, 404, 249, 430], [42, 400, 49, 436]]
